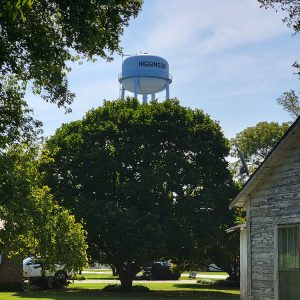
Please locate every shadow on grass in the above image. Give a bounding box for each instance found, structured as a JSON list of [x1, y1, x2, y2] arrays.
[[10, 288, 239, 300]]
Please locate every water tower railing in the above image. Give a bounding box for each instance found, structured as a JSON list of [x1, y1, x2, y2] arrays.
[[118, 72, 172, 82]]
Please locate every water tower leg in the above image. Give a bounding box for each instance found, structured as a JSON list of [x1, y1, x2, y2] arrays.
[[134, 78, 138, 98], [166, 81, 170, 99], [121, 86, 125, 99], [151, 93, 155, 101], [143, 94, 148, 104]]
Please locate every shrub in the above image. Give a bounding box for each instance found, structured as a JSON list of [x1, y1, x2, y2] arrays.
[[197, 278, 240, 288], [197, 279, 218, 286]]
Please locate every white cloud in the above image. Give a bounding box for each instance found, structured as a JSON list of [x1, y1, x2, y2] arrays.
[[139, 0, 289, 55]]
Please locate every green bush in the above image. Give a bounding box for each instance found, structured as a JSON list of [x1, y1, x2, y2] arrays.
[[197, 278, 240, 288], [197, 279, 217, 286]]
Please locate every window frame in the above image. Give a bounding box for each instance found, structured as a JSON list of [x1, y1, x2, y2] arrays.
[[278, 224, 300, 272]]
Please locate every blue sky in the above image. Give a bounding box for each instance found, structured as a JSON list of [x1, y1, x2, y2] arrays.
[[26, 0, 300, 139]]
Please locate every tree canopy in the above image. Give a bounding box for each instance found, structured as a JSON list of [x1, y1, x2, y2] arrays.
[[42, 98, 237, 290], [277, 90, 300, 119], [231, 121, 290, 177], [0, 0, 142, 278], [0, 144, 88, 271], [0, 0, 142, 110], [0, 76, 42, 150], [0, 0, 142, 147]]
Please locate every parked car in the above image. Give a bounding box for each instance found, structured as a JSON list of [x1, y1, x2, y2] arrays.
[[136, 262, 181, 280], [23, 257, 72, 288], [207, 263, 223, 272], [189, 271, 197, 278]]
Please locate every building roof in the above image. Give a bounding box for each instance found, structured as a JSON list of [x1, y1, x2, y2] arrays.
[[230, 116, 300, 209]]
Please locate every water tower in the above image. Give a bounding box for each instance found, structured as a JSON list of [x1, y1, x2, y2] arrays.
[[118, 54, 172, 103]]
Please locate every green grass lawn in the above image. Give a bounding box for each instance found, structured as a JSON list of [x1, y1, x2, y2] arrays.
[[69, 282, 238, 294], [0, 289, 239, 300], [0, 273, 238, 300], [81, 274, 196, 281], [0, 280, 239, 300], [81, 271, 228, 281]]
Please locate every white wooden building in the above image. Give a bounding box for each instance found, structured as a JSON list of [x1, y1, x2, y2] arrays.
[[230, 117, 300, 300]]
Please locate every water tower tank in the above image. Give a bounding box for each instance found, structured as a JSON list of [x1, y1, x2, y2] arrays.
[[119, 54, 172, 103]]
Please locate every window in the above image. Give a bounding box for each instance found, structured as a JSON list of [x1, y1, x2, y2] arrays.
[[278, 225, 300, 300], [279, 226, 299, 269]]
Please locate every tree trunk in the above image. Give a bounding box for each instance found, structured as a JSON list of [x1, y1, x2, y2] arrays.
[[118, 270, 133, 291], [116, 262, 139, 291], [224, 262, 240, 282], [111, 265, 118, 276]]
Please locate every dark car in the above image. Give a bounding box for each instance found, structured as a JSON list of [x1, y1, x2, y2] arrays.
[[136, 262, 181, 280]]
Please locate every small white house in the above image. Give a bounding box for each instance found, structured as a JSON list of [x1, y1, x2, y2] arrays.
[[230, 116, 300, 300]]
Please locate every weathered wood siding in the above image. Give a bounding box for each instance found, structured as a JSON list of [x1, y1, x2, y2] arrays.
[[248, 134, 300, 300]]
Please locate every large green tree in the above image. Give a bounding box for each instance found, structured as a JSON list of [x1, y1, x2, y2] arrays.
[[0, 0, 142, 110], [42, 98, 236, 290], [231, 121, 290, 177], [5, 0, 149, 277], [0, 144, 88, 272], [0, 82, 87, 272], [0, 0, 141, 272]]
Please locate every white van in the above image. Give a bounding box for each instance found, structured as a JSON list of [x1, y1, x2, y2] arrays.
[[23, 257, 72, 288]]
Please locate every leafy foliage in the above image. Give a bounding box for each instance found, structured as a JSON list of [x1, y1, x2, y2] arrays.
[[258, 1, 300, 77], [231, 121, 290, 175], [258, 0, 300, 32], [277, 89, 300, 119], [0, 0, 142, 110], [209, 226, 240, 281], [29, 186, 88, 272], [0, 145, 88, 272], [0, 0, 35, 21], [0, 0, 141, 270], [0, 76, 42, 150], [42, 98, 236, 290]]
